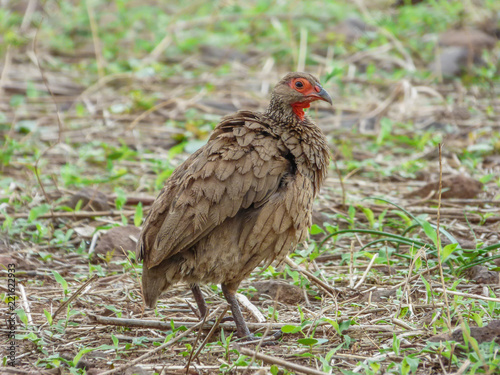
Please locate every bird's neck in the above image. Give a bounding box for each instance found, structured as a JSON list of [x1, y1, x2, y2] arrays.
[[263, 98, 330, 196], [264, 97, 303, 127]]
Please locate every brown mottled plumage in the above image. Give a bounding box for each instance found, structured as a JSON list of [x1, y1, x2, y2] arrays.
[[137, 72, 331, 339]]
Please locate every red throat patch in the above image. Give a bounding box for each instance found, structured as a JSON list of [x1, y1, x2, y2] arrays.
[[291, 102, 311, 121]]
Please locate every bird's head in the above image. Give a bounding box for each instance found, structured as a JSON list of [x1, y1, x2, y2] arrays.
[[268, 72, 333, 122]]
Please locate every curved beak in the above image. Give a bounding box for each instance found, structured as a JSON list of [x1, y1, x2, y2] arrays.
[[315, 85, 333, 105]]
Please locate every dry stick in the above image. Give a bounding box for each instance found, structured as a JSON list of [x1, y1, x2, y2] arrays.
[[188, 305, 228, 370], [87, 313, 288, 331], [20, 0, 38, 31], [0, 209, 137, 221], [185, 307, 211, 375], [99, 305, 224, 375], [101, 325, 201, 375], [244, 286, 282, 375], [19, 284, 33, 326], [455, 360, 472, 375], [237, 347, 325, 375], [434, 289, 500, 303], [236, 293, 266, 323], [52, 275, 98, 320], [88, 232, 100, 257], [436, 144, 452, 332], [395, 246, 424, 320], [284, 257, 338, 298], [86, 0, 105, 79], [349, 241, 355, 288], [354, 253, 378, 289]]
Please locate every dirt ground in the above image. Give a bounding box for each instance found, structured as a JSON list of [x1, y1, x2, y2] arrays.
[[1, 1, 500, 374]]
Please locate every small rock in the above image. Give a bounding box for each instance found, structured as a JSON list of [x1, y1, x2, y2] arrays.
[[406, 175, 483, 199], [93, 225, 141, 261], [0, 253, 36, 271], [250, 281, 304, 305], [68, 188, 110, 211], [464, 265, 499, 285], [483, 155, 500, 169], [429, 46, 479, 77], [428, 320, 500, 344], [430, 28, 497, 77], [0, 255, 15, 268], [439, 29, 497, 51]]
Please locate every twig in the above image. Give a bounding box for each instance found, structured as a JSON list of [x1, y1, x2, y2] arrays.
[[284, 257, 338, 297], [244, 286, 282, 375], [0, 210, 137, 221], [85, 0, 105, 79], [99, 305, 225, 375], [349, 241, 355, 288], [436, 143, 452, 332], [52, 275, 98, 320], [237, 347, 325, 375], [188, 305, 228, 369], [88, 231, 100, 257], [19, 284, 33, 326], [434, 289, 500, 303], [454, 359, 472, 375], [20, 0, 38, 32], [87, 313, 290, 331], [236, 293, 266, 323], [185, 306, 211, 375], [354, 253, 378, 289]]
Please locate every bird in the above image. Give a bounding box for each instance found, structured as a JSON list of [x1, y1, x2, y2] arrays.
[[136, 72, 332, 339]]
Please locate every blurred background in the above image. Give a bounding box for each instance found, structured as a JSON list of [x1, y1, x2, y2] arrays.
[[1, 0, 500, 372], [1, 0, 499, 194]]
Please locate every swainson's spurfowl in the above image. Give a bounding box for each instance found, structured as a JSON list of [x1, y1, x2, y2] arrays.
[[137, 72, 332, 339]]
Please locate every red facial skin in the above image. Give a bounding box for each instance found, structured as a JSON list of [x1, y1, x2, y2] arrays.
[[288, 78, 325, 121]]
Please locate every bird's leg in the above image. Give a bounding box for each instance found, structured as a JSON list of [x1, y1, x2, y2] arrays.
[[221, 283, 252, 339], [190, 284, 208, 319]]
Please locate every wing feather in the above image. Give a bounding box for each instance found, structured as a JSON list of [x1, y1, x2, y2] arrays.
[[137, 114, 291, 268]]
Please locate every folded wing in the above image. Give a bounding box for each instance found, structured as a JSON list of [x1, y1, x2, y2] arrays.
[[137, 112, 292, 269]]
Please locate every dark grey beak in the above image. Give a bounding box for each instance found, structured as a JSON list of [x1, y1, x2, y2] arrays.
[[316, 86, 333, 105]]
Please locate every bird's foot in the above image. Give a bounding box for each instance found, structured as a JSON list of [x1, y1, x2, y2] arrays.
[[237, 330, 282, 345], [220, 316, 234, 323]]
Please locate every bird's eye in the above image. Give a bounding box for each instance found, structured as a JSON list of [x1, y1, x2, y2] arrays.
[[295, 80, 304, 89]]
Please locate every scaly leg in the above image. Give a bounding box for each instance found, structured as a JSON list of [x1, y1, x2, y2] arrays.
[[190, 284, 208, 319], [221, 283, 252, 339]]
